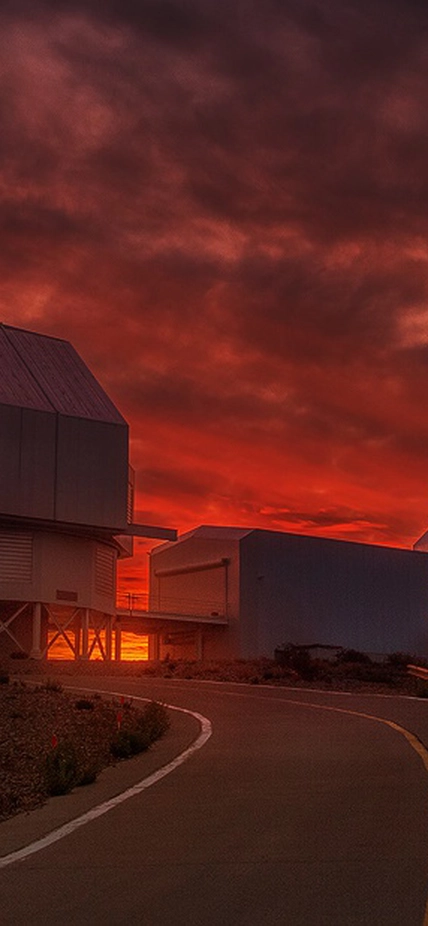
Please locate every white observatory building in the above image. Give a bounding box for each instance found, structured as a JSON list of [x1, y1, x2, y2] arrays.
[[0, 323, 175, 660]]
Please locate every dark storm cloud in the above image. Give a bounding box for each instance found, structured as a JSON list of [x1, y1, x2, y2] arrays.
[[139, 466, 215, 500], [260, 506, 387, 531], [2, 0, 428, 548]]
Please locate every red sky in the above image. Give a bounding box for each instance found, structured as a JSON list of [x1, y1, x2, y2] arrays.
[[1, 0, 428, 596]]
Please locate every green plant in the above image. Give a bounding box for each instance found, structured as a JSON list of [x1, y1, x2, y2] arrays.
[[110, 702, 170, 759], [40, 679, 63, 693], [76, 764, 99, 786], [141, 701, 170, 740], [110, 729, 150, 758], [45, 742, 78, 795]]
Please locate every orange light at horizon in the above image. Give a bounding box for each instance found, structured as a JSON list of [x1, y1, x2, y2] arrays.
[[47, 631, 149, 662]]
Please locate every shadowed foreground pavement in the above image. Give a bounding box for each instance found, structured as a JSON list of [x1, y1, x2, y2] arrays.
[[1, 678, 428, 925]]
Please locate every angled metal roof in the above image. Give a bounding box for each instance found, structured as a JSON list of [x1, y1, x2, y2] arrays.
[[151, 524, 254, 554], [0, 324, 125, 423], [191, 525, 254, 541], [413, 530, 428, 552]]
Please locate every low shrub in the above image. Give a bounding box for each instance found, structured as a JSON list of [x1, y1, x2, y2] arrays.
[[0, 790, 20, 819], [110, 701, 170, 758], [387, 652, 412, 668], [110, 729, 150, 758], [141, 701, 170, 740], [274, 645, 319, 680], [336, 649, 372, 664], [334, 661, 401, 686], [39, 679, 63, 693], [74, 698, 95, 711], [76, 764, 99, 786], [45, 741, 78, 795]]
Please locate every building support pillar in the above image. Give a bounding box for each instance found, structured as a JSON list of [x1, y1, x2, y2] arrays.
[[75, 621, 81, 659], [80, 608, 90, 660], [114, 620, 122, 661], [105, 615, 112, 661], [30, 602, 43, 659], [148, 632, 160, 661]]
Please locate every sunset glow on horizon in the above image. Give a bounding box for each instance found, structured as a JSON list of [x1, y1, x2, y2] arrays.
[[2, 0, 428, 603]]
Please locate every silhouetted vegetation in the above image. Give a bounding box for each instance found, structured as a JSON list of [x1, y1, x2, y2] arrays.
[[136, 649, 420, 692], [45, 741, 80, 795], [387, 652, 413, 668], [335, 648, 372, 664], [75, 698, 95, 710], [110, 701, 170, 759]]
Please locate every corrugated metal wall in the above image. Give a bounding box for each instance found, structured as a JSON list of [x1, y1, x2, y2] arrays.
[[240, 531, 428, 657], [0, 529, 117, 615], [149, 528, 428, 659], [0, 404, 128, 530]]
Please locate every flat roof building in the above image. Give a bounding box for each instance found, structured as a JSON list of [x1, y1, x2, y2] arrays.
[[148, 525, 428, 660]]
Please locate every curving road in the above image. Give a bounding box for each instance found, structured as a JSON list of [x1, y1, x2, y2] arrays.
[[1, 678, 428, 925]]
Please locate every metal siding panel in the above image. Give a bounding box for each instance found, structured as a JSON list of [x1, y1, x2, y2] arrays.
[[0, 404, 22, 515], [55, 416, 128, 528], [243, 531, 428, 658], [39, 532, 92, 606], [0, 406, 56, 520], [239, 532, 262, 657], [149, 536, 241, 657], [19, 409, 56, 519], [156, 569, 226, 617]]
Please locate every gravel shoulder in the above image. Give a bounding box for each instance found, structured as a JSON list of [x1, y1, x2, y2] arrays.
[[0, 681, 174, 823]]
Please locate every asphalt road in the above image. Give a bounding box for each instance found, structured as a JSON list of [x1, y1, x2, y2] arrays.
[[1, 678, 428, 926]]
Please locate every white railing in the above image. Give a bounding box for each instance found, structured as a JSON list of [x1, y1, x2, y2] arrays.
[[116, 590, 226, 619], [116, 591, 148, 613]]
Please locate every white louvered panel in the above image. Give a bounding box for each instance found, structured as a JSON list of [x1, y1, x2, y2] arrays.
[[0, 532, 33, 582], [95, 545, 115, 597]]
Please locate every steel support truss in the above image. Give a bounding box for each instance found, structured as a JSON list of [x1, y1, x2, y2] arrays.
[[0, 601, 114, 661]]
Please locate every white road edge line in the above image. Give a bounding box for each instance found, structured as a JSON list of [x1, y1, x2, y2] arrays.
[[0, 687, 212, 870]]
